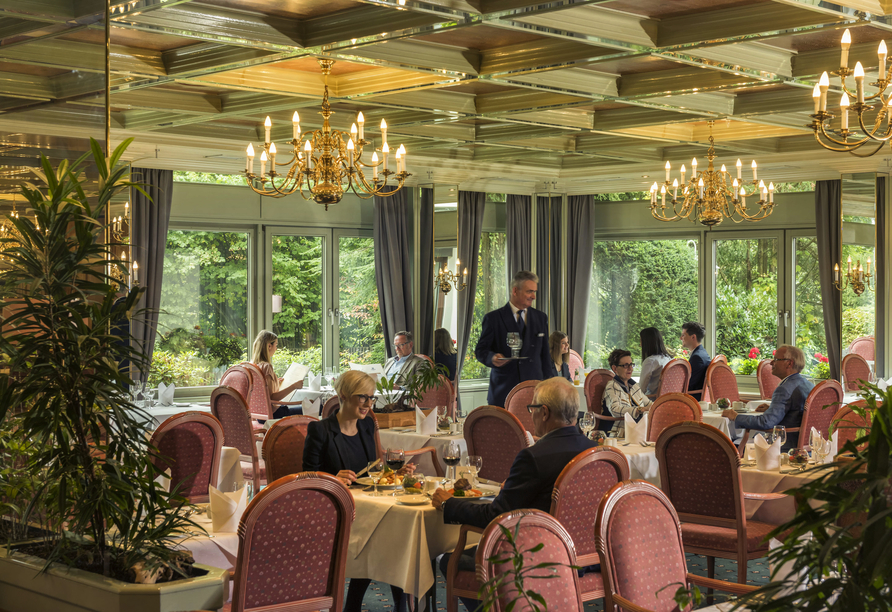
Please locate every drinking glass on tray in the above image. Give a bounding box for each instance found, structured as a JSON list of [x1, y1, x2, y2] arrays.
[[506, 332, 522, 359]]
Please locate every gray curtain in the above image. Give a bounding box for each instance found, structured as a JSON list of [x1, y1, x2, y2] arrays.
[[506, 194, 532, 282], [877, 176, 886, 377], [536, 196, 562, 327], [374, 187, 414, 360], [417, 187, 435, 356], [566, 195, 595, 353], [815, 180, 842, 381], [130, 168, 173, 383], [455, 191, 486, 392]]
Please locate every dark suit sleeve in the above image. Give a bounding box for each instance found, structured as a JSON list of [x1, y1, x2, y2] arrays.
[[302, 419, 329, 473], [443, 448, 538, 530], [475, 312, 498, 368], [540, 313, 553, 379]]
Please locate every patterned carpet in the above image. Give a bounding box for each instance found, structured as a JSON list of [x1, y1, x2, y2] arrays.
[[348, 554, 771, 611]]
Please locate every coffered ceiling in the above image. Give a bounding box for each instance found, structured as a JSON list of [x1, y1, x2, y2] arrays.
[[2, 0, 892, 196]]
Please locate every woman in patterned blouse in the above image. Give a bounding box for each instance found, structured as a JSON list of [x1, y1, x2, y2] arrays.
[[602, 348, 652, 437]]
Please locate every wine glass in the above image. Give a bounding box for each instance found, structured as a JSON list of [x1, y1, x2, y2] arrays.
[[368, 460, 383, 497], [772, 425, 786, 448], [506, 332, 522, 358], [385, 448, 405, 496], [813, 437, 831, 465], [466, 455, 483, 487], [143, 387, 156, 409], [323, 366, 334, 388], [580, 413, 596, 439], [443, 441, 461, 485]]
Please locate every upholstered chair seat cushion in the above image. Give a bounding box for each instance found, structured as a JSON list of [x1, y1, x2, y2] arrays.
[[681, 521, 774, 553]]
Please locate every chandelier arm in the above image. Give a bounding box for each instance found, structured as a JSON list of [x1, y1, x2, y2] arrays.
[[815, 118, 873, 148], [847, 139, 888, 157], [856, 108, 892, 142], [813, 126, 870, 152]]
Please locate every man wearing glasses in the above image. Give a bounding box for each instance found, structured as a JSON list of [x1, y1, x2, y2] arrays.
[[383, 331, 426, 388], [722, 345, 813, 450]]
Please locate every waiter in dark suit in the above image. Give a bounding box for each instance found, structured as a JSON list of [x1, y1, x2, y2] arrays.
[[474, 270, 553, 407]]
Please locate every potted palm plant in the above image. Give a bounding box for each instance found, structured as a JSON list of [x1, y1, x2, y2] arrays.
[[0, 139, 227, 612]]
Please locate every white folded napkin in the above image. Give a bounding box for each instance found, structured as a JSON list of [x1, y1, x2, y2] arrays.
[[309, 373, 322, 392], [624, 413, 647, 444], [154, 467, 171, 492], [303, 397, 321, 418], [754, 433, 781, 471], [810, 427, 838, 463], [415, 407, 436, 435], [877, 377, 892, 392], [209, 485, 248, 533], [158, 382, 175, 407]]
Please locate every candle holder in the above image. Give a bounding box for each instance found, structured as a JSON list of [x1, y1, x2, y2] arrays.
[[437, 262, 468, 295], [834, 257, 874, 296]]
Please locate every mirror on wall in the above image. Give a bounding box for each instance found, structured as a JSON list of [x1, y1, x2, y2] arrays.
[[840, 172, 877, 366], [431, 184, 459, 358]]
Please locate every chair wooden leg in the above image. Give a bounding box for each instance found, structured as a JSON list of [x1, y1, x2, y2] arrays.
[[706, 556, 715, 605], [738, 552, 748, 584]]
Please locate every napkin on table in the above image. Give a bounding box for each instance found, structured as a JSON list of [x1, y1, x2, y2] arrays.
[[754, 433, 781, 471], [209, 485, 248, 533], [877, 377, 892, 392], [303, 397, 321, 418], [811, 427, 838, 463], [309, 373, 322, 392], [624, 412, 647, 444], [158, 382, 175, 406], [415, 406, 436, 435]]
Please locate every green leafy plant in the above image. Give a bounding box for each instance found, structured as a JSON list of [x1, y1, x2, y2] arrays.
[[375, 359, 448, 411], [0, 138, 201, 582], [736, 380, 892, 611]]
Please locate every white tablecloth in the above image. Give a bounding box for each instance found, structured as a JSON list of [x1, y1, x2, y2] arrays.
[[379, 429, 467, 476], [141, 402, 212, 429], [702, 412, 741, 440], [616, 443, 660, 485]]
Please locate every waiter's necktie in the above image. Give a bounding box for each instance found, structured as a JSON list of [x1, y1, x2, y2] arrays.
[[516, 309, 525, 334]]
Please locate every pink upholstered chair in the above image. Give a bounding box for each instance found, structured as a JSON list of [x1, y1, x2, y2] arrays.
[[831, 400, 873, 452], [584, 368, 613, 412], [220, 365, 263, 430], [504, 380, 539, 434], [595, 480, 756, 612], [211, 386, 266, 492], [847, 336, 875, 361], [656, 358, 691, 396], [416, 374, 456, 419], [463, 406, 529, 482], [706, 362, 740, 403], [655, 421, 783, 583], [568, 349, 585, 380], [227, 472, 355, 612], [149, 412, 224, 504], [756, 359, 780, 400], [713, 354, 728, 365], [647, 393, 702, 443], [477, 509, 583, 612], [241, 362, 304, 421], [261, 415, 318, 482], [842, 353, 872, 392], [321, 395, 340, 419], [798, 379, 844, 443], [688, 358, 722, 403]]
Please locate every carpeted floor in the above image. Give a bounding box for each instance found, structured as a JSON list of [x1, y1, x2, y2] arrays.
[[347, 553, 771, 611]]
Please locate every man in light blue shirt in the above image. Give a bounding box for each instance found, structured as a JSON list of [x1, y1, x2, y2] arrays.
[[383, 331, 426, 388], [722, 344, 814, 450]]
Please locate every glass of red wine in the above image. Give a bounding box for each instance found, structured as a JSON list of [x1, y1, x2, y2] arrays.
[[443, 441, 461, 486], [385, 448, 405, 496]]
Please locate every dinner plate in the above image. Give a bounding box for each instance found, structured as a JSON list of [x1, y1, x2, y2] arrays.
[[355, 477, 399, 488], [397, 495, 430, 506]]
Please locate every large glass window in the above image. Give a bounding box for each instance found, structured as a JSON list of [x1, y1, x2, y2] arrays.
[[793, 236, 829, 378], [461, 232, 508, 379], [271, 235, 323, 374], [338, 236, 384, 367], [153, 230, 250, 387], [714, 237, 778, 374], [586, 239, 698, 368]]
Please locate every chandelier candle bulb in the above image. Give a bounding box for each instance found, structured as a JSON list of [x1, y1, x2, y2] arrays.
[[292, 112, 300, 140], [397, 144, 406, 171], [246, 143, 255, 173], [681, 164, 686, 183], [357, 112, 365, 140], [691, 157, 697, 179], [347, 138, 354, 166], [660, 184, 666, 205], [269, 142, 277, 170], [769, 182, 775, 203], [854, 62, 865, 103], [698, 177, 704, 199], [456, 258, 461, 275], [132, 260, 138, 284], [867, 257, 871, 274], [463, 268, 468, 282], [380, 119, 387, 145], [751, 160, 758, 181], [840, 92, 850, 130], [665, 161, 670, 181], [351, 123, 357, 143], [740, 186, 746, 206], [819, 71, 830, 112], [835, 263, 840, 281], [124, 201, 128, 217], [881, 41, 888, 77], [672, 178, 678, 199], [260, 150, 267, 178], [841, 29, 851, 68], [264, 116, 271, 144], [382, 141, 389, 172], [720, 164, 726, 174], [736, 158, 742, 179], [812, 83, 821, 113]]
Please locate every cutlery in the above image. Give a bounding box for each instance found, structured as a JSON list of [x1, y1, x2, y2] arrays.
[[355, 458, 382, 479]]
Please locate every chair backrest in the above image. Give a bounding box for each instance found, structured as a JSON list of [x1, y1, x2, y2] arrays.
[[149, 411, 224, 504], [220, 364, 253, 405], [476, 509, 583, 612], [841, 353, 872, 392], [504, 380, 539, 433], [230, 472, 354, 612], [240, 362, 276, 420], [713, 354, 728, 364], [847, 336, 875, 361], [655, 421, 746, 528], [706, 362, 740, 403], [756, 359, 780, 400], [657, 358, 691, 396], [550, 447, 630, 566], [416, 374, 456, 419], [568, 349, 584, 380], [211, 386, 257, 460], [831, 400, 872, 452], [464, 406, 529, 482], [647, 393, 702, 443], [801, 379, 844, 443], [321, 396, 340, 419], [595, 481, 691, 612], [262, 415, 319, 482], [584, 369, 614, 413]]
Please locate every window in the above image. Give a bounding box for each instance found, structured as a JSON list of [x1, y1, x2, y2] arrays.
[[461, 231, 508, 379], [338, 236, 384, 367], [586, 239, 698, 368], [793, 236, 828, 377], [153, 230, 250, 387], [271, 235, 323, 375]]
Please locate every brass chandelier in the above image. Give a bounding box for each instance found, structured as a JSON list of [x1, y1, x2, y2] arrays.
[[809, 29, 892, 156], [648, 121, 775, 227], [244, 58, 410, 209], [834, 256, 874, 296], [436, 260, 468, 295]]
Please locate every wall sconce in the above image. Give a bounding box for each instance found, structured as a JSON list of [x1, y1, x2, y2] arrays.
[[272, 294, 283, 313]]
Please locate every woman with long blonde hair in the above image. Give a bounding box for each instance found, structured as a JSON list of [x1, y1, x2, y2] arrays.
[[251, 330, 303, 416]]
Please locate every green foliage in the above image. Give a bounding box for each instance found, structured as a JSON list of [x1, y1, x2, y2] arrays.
[[739, 381, 892, 611], [0, 139, 199, 579], [0, 416, 38, 542], [462, 232, 507, 380], [172, 171, 246, 186], [376, 360, 448, 408]]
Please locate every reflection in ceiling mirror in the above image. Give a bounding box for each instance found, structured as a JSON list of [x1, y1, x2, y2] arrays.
[[432, 184, 459, 347], [840, 173, 877, 355]]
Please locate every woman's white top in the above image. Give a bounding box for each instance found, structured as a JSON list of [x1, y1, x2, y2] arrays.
[[639, 354, 671, 396]]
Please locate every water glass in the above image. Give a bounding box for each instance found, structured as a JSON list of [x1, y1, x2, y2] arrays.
[[233, 481, 253, 502], [143, 387, 156, 409], [466, 455, 483, 487], [368, 463, 384, 497], [772, 425, 786, 448], [580, 413, 596, 439]]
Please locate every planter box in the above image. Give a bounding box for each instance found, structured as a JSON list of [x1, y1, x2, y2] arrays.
[[0, 546, 228, 612], [374, 409, 433, 429]]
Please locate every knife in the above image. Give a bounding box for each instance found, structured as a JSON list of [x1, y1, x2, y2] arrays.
[[355, 458, 382, 478]]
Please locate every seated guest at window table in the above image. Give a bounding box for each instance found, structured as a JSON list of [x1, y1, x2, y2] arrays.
[[722, 344, 813, 451], [639, 327, 672, 398], [549, 331, 572, 381], [251, 330, 303, 418], [302, 370, 415, 612], [432, 377, 596, 610], [434, 327, 457, 381], [681, 321, 710, 401], [383, 330, 426, 388], [602, 348, 652, 437]]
